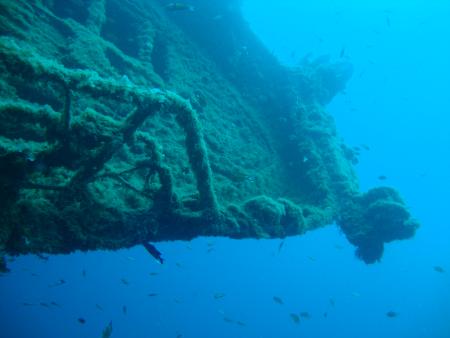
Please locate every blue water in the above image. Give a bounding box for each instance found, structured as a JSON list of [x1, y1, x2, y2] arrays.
[[1, 1, 449, 337]]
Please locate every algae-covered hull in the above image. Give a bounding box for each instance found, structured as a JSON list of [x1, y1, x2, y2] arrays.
[[0, 0, 418, 270]]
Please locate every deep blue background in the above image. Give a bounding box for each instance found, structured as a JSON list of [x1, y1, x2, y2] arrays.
[[1, 1, 449, 337]]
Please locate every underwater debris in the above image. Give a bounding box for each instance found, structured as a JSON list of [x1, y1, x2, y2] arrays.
[[0, 0, 419, 268]]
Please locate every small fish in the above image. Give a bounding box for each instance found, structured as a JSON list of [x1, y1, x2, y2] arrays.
[[323, 312, 328, 318], [290, 313, 300, 324], [175, 262, 182, 268], [378, 175, 387, 180], [122, 305, 127, 315], [31, 273, 39, 277], [40, 302, 50, 308], [214, 292, 225, 300], [48, 279, 66, 288], [120, 278, 129, 286], [339, 46, 346, 58], [96, 304, 104, 311], [125, 256, 136, 261], [176, 334, 183, 338], [206, 248, 214, 253], [22, 302, 35, 306], [50, 301, 61, 308], [207, 241, 215, 247], [334, 244, 344, 250], [102, 321, 113, 338], [300, 312, 311, 319], [36, 253, 49, 261], [351, 292, 361, 298], [82, 269, 86, 277], [386, 311, 398, 318], [386, 16, 391, 27], [273, 296, 284, 305], [236, 321, 247, 327], [307, 256, 316, 261], [223, 317, 234, 323], [148, 293, 159, 297], [329, 297, 335, 307], [434, 266, 445, 273], [165, 2, 194, 12], [143, 242, 164, 264], [278, 240, 285, 253], [78, 318, 86, 324], [174, 297, 183, 304], [361, 144, 370, 151], [149, 272, 159, 276]]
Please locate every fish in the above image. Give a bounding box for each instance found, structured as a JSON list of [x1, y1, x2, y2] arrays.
[[82, 269, 86, 277], [351, 292, 361, 298], [40, 302, 50, 308], [340, 46, 346, 58], [278, 240, 285, 253], [323, 312, 328, 318], [386, 16, 391, 27], [175, 262, 182, 268], [300, 312, 311, 319], [96, 304, 104, 311], [122, 305, 127, 315], [214, 292, 225, 300], [329, 297, 335, 307], [386, 311, 398, 318], [290, 313, 300, 324], [378, 175, 387, 180], [102, 321, 113, 338], [120, 278, 129, 286], [223, 317, 234, 323], [149, 272, 159, 276], [176, 334, 183, 338], [78, 318, 86, 324], [148, 293, 159, 297], [273, 296, 284, 305], [434, 266, 445, 273], [143, 242, 164, 264], [36, 253, 49, 261], [48, 279, 66, 288], [50, 301, 61, 307], [236, 321, 247, 327], [22, 302, 35, 306], [206, 247, 214, 253], [165, 2, 195, 12]]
